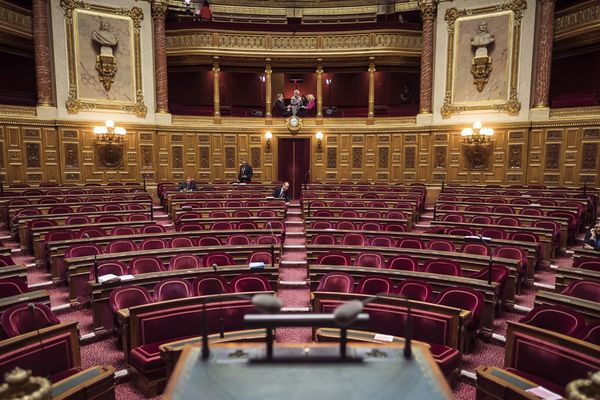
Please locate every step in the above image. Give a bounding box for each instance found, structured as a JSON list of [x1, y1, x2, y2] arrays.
[[491, 333, 506, 343], [285, 232, 305, 236], [51, 303, 71, 312], [513, 304, 533, 313], [283, 245, 305, 249], [28, 281, 53, 289], [279, 281, 308, 287], [459, 370, 477, 381], [280, 260, 307, 265], [281, 307, 310, 312], [533, 282, 555, 290], [285, 221, 304, 225]]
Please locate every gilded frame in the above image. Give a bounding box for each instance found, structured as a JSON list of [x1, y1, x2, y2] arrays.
[[60, 0, 147, 117], [440, 0, 527, 119]]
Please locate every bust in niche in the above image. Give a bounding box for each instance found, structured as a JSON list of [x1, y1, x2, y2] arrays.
[[471, 22, 495, 58], [92, 21, 119, 57]]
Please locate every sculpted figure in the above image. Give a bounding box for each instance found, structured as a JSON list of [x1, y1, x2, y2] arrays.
[[92, 21, 118, 56], [471, 22, 494, 57]]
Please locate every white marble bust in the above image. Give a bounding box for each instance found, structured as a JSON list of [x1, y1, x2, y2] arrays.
[[471, 22, 495, 58], [92, 21, 119, 56]]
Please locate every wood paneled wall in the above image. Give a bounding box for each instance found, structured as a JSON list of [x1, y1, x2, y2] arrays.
[[0, 120, 598, 187]]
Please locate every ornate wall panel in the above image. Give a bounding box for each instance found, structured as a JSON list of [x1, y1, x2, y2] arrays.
[[0, 120, 598, 187]]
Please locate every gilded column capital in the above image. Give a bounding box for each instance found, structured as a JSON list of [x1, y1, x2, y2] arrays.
[[419, 0, 437, 21], [151, 0, 168, 18], [265, 58, 272, 73], [368, 57, 376, 72], [212, 56, 220, 72]]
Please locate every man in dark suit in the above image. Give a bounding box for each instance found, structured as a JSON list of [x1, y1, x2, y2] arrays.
[[238, 160, 253, 183], [273, 93, 290, 117], [178, 177, 198, 192], [272, 182, 290, 201], [584, 223, 600, 250]]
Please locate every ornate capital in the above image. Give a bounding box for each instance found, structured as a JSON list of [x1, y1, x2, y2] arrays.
[[419, 0, 437, 21], [212, 56, 220, 72], [151, 0, 168, 18], [265, 58, 272, 74], [368, 57, 376, 72]]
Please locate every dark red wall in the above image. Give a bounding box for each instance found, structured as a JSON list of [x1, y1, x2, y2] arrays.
[[168, 69, 213, 107], [220, 71, 264, 108], [323, 72, 369, 108], [0, 52, 36, 106], [551, 50, 600, 96], [282, 73, 317, 98], [375, 71, 419, 106]]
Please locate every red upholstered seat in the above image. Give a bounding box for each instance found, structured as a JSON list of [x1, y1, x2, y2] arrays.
[[561, 280, 600, 302], [493, 246, 527, 273], [0, 255, 14, 267], [256, 235, 280, 245], [49, 205, 73, 214], [96, 215, 122, 223], [107, 240, 138, 253], [443, 214, 464, 223], [62, 244, 102, 281], [169, 254, 203, 271], [1, 303, 60, 337], [0, 278, 28, 298], [386, 255, 418, 271], [386, 211, 405, 219], [76, 206, 98, 214], [423, 259, 462, 276], [209, 211, 229, 218], [471, 216, 492, 224], [247, 251, 272, 265], [447, 228, 473, 236], [153, 279, 193, 301], [231, 274, 272, 292], [355, 276, 393, 295], [521, 208, 542, 216], [360, 222, 381, 231], [77, 228, 105, 238], [461, 243, 489, 256], [111, 226, 137, 235], [176, 223, 203, 232], [258, 210, 276, 217], [385, 224, 405, 232], [141, 238, 167, 250], [238, 222, 258, 230], [312, 221, 333, 229], [315, 210, 332, 217], [198, 237, 221, 246], [109, 285, 152, 313], [204, 252, 234, 268], [128, 204, 145, 211], [130, 256, 165, 274], [169, 237, 195, 248], [142, 225, 167, 234], [227, 235, 250, 246], [577, 260, 600, 272], [340, 210, 358, 218], [370, 237, 394, 247], [519, 305, 587, 338], [89, 261, 128, 281], [102, 204, 123, 212], [493, 205, 514, 214], [469, 265, 510, 288], [316, 252, 351, 266], [581, 322, 600, 345], [436, 286, 484, 336], [354, 252, 384, 268], [465, 205, 490, 213], [263, 221, 283, 230], [497, 217, 519, 226], [192, 274, 228, 296], [342, 233, 366, 246], [427, 240, 455, 252], [480, 228, 506, 240], [397, 238, 424, 249], [313, 234, 336, 245], [46, 230, 74, 243], [395, 280, 432, 302], [129, 214, 150, 222], [316, 272, 355, 293]]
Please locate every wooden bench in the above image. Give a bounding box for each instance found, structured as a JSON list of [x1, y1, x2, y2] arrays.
[[305, 216, 412, 231], [308, 264, 501, 335], [534, 290, 599, 323], [0, 289, 50, 319], [172, 216, 283, 228], [307, 244, 518, 307], [304, 206, 418, 224], [476, 321, 600, 399], [573, 248, 600, 266], [0, 265, 28, 284], [172, 206, 286, 223], [91, 266, 278, 332], [170, 202, 286, 221], [67, 244, 282, 303], [554, 266, 600, 293]]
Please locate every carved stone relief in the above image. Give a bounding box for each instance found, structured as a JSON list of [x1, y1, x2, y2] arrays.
[[582, 143, 598, 170], [65, 143, 79, 168], [172, 146, 183, 169], [378, 147, 389, 169], [225, 147, 236, 168], [352, 147, 363, 168], [508, 144, 522, 169], [434, 146, 446, 169], [545, 143, 561, 170], [96, 143, 124, 170], [327, 147, 337, 168], [141, 145, 153, 169], [404, 147, 416, 169], [199, 147, 210, 169], [251, 147, 261, 168], [26, 143, 41, 168]]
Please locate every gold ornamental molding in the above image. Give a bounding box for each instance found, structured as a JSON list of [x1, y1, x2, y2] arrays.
[[440, 0, 526, 119], [554, 0, 600, 41], [0, 0, 32, 39], [550, 105, 600, 120], [60, 0, 147, 117], [166, 28, 422, 59]]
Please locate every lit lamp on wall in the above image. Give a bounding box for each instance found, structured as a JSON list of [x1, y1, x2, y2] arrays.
[[265, 131, 272, 152], [460, 121, 493, 146], [461, 121, 494, 170], [315, 131, 323, 152], [93, 120, 126, 144]]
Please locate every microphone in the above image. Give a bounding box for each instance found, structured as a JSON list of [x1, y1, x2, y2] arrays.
[[251, 293, 283, 314], [82, 233, 99, 284], [464, 235, 494, 285], [332, 293, 413, 360], [211, 263, 224, 338], [29, 303, 50, 378], [211, 263, 218, 272]]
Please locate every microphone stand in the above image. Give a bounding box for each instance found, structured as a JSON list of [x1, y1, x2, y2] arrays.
[[83, 233, 99, 284], [201, 296, 210, 360], [403, 295, 412, 360], [29, 303, 50, 378], [212, 264, 225, 339], [466, 235, 493, 285]]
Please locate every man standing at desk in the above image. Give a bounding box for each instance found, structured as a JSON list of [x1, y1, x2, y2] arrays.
[[238, 160, 253, 183], [178, 177, 198, 192], [272, 182, 289, 201]]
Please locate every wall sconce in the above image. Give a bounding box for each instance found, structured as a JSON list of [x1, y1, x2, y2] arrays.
[[93, 120, 126, 144], [315, 131, 323, 152], [265, 131, 272, 152], [461, 121, 493, 146]]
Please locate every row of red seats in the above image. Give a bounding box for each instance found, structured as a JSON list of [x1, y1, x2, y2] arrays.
[[9, 195, 150, 207], [175, 220, 284, 230], [311, 221, 406, 232], [6, 188, 143, 197]]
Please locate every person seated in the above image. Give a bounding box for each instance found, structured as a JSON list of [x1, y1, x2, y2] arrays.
[[272, 182, 290, 201], [584, 223, 600, 250], [178, 177, 198, 192], [273, 93, 290, 117]]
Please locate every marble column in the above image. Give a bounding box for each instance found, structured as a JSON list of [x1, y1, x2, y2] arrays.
[[419, 1, 436, 114], [213, 57, 221, 122], [265, 58, 272, 119], [368, 57, 376, 121], [316, 59, 323, 119], [32, 0, 53, 106], [152, 0, 169, 113], [533, 0, 556, 108]]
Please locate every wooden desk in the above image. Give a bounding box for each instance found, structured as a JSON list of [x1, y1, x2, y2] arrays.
[[52, 365, 115, 400], [534, 290, 600, 323], [554, 266, 600, 293]]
